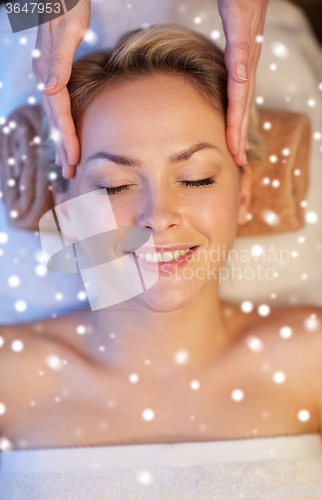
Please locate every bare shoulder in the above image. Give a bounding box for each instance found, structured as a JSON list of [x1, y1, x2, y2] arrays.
[[0, 322, 69, 435], [248, 304, 322, 414], [258, 304, 322, 343]]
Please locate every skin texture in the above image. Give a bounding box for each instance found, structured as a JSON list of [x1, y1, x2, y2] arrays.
[[33, 0, 269, 178], [54, 72, 252, 375]]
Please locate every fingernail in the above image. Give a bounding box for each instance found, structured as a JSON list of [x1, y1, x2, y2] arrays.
[[236, 65, 247, 81], [44, 76, 57, 91]]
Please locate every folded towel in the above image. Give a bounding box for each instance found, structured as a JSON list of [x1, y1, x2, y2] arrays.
[[237, 108, 311, 237], [0, 105, 54, 231], [0, 106, 311, 236]]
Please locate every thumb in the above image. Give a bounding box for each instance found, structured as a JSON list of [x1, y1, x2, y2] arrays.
[[43, 27, 85, 95]]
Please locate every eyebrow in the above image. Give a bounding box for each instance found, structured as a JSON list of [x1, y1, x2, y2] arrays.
[[84, 142, 222, 168]]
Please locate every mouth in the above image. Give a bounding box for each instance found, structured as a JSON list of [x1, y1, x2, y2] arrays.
[[126, 246, 199, 265]]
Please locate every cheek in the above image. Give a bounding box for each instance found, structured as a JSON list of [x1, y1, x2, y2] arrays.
[[190, 184, 241, 241]]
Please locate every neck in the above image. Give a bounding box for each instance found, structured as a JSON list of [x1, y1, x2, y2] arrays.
[[78, 281, 232, 378]]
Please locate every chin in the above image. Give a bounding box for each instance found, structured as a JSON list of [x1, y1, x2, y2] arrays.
[[135, 282, 197, 313]]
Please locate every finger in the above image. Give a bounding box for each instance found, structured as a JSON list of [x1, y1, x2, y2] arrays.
[[219, 0, 253, 85], [45, 88, 80, 175], [225, 72, 250, 159], [239, 44, 261, 162], [238, 15, 266, 161], [32, 22, 53, 84], [42, 22, 85, 95], [41, 92, 65, 170]]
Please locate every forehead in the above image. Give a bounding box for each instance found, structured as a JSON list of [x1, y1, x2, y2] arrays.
[[77, 73, 226, 158]]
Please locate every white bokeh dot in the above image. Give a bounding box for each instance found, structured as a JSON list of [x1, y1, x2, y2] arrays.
[[46, 354, 63, 370], [0, 232, 9, 244], [298, 409, 310, 422], [231, 389, 244, 401], [84, 29, 98, 45], [142, 408, 154, 421], [304, 314, 319, 331], [129, 373, 139, 383], [55, 293, 63, 301], [255, 96, 264, 105], [262, 210, 280, 227], [271, 42, 288, 58], [174, 350, 188, 364], [280, 326, 292, 338], [211, 30, 220, 40], [269, 155, 278, 163], [19, 36, 28, 45], [307, 99, 316, 107], [241, 301, 253, 313], [8, 275, 20, 287], [191, 380, 200, 390], [0, 403, 6, 415], [136, 469, 154, 486], [306, 212, 318, 224], [273, 371, 285, 383], [15, 300, 27, 312], [35, 264, 47, 276], [77, 291, 87, 301], [76, 325, 86, 335], [251, 245, 263, 258], [282, 148, 290, 156], [263, 122, 272, 130], [11, 339, 24, 352], [258, 304, 270, 316], [32, 48, 40, 58], [246, 335, 264, 352]]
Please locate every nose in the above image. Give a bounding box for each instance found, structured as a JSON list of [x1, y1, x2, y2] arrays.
[[135, 187, 183, 234]]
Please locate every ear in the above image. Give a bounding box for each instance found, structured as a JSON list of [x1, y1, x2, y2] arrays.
[[51, 184, 78, 241], [237, 162, 252, 226]]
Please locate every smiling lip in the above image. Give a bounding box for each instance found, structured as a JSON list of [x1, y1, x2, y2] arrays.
[[127, 244, 197, 253], [130, 246, 199, 273]]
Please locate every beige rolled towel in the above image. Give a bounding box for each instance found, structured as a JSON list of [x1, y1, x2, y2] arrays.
[[0, 105, 54, 231], [237, 108, 311, 237]]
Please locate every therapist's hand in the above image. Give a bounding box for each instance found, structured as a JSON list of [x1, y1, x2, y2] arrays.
[[32, 0, 91, 178], [218, 0, 269, 167]]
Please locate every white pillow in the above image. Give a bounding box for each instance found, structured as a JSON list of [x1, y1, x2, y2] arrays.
[[0, 0, 321, 323]]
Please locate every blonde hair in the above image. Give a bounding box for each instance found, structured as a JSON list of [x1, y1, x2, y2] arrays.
[[43, 24, 266, 191]]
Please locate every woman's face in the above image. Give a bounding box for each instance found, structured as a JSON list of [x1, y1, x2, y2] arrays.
[[56, 73, 251, 312]]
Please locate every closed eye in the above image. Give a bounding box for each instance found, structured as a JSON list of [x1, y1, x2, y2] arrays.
[[96, 178, 217, 196]]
